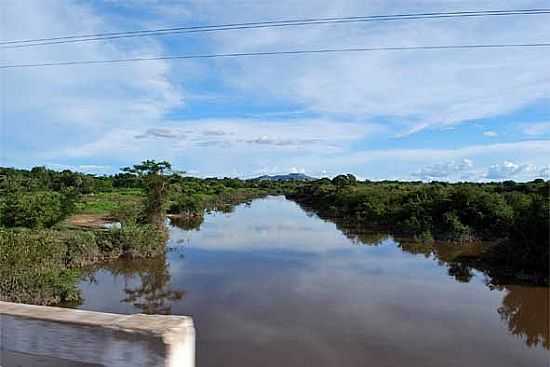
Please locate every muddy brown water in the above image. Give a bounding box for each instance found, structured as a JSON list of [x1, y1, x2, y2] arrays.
[[76, 196, 549, 367]]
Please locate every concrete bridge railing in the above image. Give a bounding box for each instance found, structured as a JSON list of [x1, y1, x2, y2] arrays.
[[0, 301, 195, 367]]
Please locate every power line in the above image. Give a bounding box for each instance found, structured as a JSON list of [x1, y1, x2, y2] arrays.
[[2, 9, 550, 49], [2, 42, 549, 70]]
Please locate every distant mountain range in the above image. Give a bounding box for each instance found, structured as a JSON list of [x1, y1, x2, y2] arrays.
[[254, 173, 317, 182]]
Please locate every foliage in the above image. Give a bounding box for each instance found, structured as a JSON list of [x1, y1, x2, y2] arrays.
[[0, 229, 81, 304], [0, 163, 547, 300], [121, 160, 172, 228], [0, 226, 167, 305], [332, 174, 357, 188], [0, 191, 71, 228], [0, 166, 97, 194], [0, 161, 276, 305], [289, 178, 549, 279]]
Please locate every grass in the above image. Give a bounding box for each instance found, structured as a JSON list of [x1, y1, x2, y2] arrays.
[[74, 189, 144, 215]]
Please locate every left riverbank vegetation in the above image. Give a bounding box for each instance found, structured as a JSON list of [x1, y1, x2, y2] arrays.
[[0, 161, 273, 305], [0, 163, 548, 305]]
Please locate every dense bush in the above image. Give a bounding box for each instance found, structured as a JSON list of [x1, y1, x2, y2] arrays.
[[0, 230, 81, 304], [0, 166, 97, 194], [110, 198, 144, 225], [98, 225, 168, 259], [169, 194, 205, 214], [0, 191, 70, 228], [0, 226, 167, 305], [288, 179, 549, 280]]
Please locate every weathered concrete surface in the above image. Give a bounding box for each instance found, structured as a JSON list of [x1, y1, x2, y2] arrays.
[[0, 301, 194, 367]]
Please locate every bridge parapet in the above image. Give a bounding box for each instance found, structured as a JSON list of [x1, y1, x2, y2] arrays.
[[0, 301, 194, 367]]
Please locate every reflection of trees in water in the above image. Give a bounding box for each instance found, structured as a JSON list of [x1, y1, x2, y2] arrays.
[[337, 223, 389, 246], [497, 286, 549, 349], [293, 201, 391, 245], [398, 242, 432, 257], [84, 256, 184, 314], [314, 214, 549, 350], [169, 215, 204, 231], [446, 262, 474, 283], [120, 257, 184, 314], [398, 241, 483, 283]]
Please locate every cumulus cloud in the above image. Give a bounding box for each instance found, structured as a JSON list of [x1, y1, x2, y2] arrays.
[[486, 161, 536, 180], [412, 159, 474, 180], [483, 131, 498, 137]]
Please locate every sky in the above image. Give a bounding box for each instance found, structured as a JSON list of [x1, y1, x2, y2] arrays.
[[1, 0, 549, 181]]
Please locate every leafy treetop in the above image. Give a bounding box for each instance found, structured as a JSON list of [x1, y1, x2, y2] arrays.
[[122, 160, 172, 176]]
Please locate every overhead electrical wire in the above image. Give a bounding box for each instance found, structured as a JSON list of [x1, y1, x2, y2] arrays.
[[1, 8, 550, 49], [2, 42, 549, 70]]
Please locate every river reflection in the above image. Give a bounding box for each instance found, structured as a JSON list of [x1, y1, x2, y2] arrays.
[[77, 196, 549, 367], [82, 256, 183, 314]]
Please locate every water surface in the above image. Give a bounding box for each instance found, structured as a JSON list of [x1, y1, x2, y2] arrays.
[[78, 196, 549, 367]]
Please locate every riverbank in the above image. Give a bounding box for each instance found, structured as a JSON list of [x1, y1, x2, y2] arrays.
[[287, 178, 549, 285], [0, 225, 167, 305], [74, 196, 549, 367], [0, 166, 276, 305], [1, 165, 547, 305]]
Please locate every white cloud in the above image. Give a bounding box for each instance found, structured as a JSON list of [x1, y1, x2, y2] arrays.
[[45, 163, 112, 174], [412, 159, 474, 180], [60, 118, 377, 159], [338, 140, 550, 165], [486, 161, 536, 180], [290, 167, 306, 174], [522, 122, 550, 136], [3, 0, 549, 182], [201, 0, 550, 134], [2, 0, 183, 164], [296, 139, 550, 181]]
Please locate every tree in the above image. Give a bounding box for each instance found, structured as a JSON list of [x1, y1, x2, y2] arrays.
[[121, 161, 172, 229], [332, 174, 357, 188]]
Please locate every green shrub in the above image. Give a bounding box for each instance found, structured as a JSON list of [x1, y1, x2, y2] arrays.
[[0, 225, 167, 305], [0, 229, 81, 304], [111, 199, 144, 226], [170, 194, 205, 214], [99, 225, 167, 258], [0, 191, 69, 228]]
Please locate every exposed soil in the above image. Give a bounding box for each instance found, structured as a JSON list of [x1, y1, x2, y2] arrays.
[[66, 214, 115, 229]]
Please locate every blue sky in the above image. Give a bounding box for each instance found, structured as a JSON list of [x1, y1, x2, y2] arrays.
[[1, 0, 549, 181]]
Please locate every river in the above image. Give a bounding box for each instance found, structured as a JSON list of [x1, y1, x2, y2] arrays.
[[77, 196, 549, 367]]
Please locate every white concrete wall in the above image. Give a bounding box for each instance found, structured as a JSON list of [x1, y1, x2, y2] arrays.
[[0, 301, 194, 367]]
